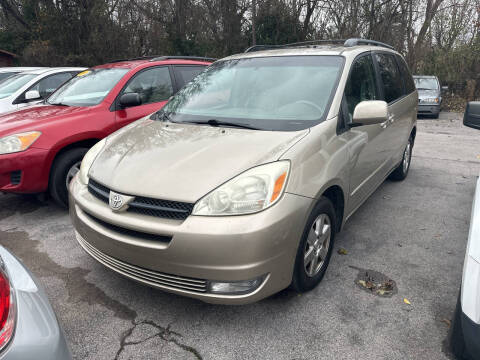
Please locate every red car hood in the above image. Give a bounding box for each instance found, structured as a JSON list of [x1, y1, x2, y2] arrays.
[[0, 104, 92, 136]]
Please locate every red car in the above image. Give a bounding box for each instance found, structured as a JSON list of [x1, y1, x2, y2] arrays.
[[0, 56, 213, 206]]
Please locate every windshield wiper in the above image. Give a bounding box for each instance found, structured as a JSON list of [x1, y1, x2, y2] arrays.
[[182, 119, 260, 130]]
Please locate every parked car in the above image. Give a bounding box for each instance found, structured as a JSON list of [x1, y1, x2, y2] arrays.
[[0, 67, 86, 114], [69, 38, 417, 304], [450, 101, 480, 360], [0, 56, 213, 207], [0, 245, 72, 359], [413, 75, 444, 118], [0, 67, 46, 83]]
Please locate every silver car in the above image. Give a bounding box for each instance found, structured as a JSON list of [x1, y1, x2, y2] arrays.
[[70, 38, 417, 304], [0, 246, 71, 359], [413, 75, 442, 118]]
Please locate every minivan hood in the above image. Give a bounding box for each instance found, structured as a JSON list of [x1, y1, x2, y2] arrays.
[[89, 120, 309, 203], [0, 104, 91, 136]]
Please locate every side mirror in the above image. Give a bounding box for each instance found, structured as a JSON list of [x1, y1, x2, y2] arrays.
[[119, 93, 142, 108], [352, 100, 388, 126], [25, 90, 41, 101], [464, 101, 480, 130]]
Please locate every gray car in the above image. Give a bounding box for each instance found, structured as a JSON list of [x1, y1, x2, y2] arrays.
[[413, 75, 442, 118], [0, 246, 71, 359]]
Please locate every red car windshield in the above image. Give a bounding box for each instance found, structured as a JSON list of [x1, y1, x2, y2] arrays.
[[48, 68, 128, 107]]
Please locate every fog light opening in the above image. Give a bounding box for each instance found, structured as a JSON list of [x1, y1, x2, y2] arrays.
[[208, 275, 266, 295]]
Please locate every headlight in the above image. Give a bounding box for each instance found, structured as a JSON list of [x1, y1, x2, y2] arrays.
[[79, 138, 106, 185], [421, 97, 439, 104], [192, 161, 290, 216], [0, 131, 41, 155]]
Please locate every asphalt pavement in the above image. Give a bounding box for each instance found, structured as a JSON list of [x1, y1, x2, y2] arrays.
[[0, 112, 479, 360]]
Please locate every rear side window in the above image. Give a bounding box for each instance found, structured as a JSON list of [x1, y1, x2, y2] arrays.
[[396, 56, 416, 94], [375, 53, 404, 103], [344, 55, 378, 121], [123, 66, 173, 105], [173, 66, 206, 88]]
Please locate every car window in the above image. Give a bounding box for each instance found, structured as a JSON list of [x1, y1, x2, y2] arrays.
[[344, 55, 378, 121], [28, 72, 73, 99], [47, 68, 129, 106], [122, 67, 173, 105], [0, 72, 18, 83], [0, 73, 37, 99], [413, 77, 439, 91], [396, 56, 416, 94], [375, 53, 404, 103], [160, 56, 344, 131], [173, 66, 206, 88]]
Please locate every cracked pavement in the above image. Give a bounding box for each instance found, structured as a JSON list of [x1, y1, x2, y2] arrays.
[[0, 112, 479, 359]]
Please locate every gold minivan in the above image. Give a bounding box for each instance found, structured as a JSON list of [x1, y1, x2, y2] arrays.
[[69, 39, 417, 304]]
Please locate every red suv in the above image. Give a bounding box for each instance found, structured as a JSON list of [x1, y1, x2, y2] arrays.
[[0, 56, 213, 206]]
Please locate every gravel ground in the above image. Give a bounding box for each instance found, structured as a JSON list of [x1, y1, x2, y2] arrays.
[[0, 112, 479, 360]]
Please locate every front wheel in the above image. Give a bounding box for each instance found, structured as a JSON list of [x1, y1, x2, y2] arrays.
[[291, 197, 336, 292], [389, 136, 413, 181], [49, 148, 88, 208]]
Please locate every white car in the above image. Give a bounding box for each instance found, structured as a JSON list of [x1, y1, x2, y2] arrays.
[[0, 67, 46, 83], [0, 67, 86, 114], [451, 101, 480, 360]]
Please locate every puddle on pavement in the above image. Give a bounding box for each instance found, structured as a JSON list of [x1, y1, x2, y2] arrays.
[[350, 266, 398, 297]]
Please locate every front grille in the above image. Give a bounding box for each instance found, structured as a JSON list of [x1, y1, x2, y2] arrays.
[[10, 171, 21, 185], [83, 210, 172, 244], [76, 233, 208, 293], [88, 179, 194, 220]]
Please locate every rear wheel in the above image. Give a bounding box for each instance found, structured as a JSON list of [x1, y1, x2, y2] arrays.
[[389, 136, 413, 181], [49, 148, 88, 208], [291, 197, 336, 292]]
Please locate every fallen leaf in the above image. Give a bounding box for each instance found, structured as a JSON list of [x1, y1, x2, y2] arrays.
[[337, 248, 348, 255], [441, 318, 451, 328], [404, 298, 411, 305]]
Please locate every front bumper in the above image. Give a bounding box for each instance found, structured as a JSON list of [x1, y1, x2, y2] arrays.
[[0, 148, 50, 194], [69, 176, 313, 304], [0, 246, 71, 360], [417, 104, 440, 115]]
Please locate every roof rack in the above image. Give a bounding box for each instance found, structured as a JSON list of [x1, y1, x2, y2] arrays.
[[107, 55, 216, 64], [149, 56, 217, 62], [244, 38, 394, 53], [343, 38, 394, 50]]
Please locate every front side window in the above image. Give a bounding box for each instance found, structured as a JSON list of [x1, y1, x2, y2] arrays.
[[344, 55, 378, 121], [375, 53, 403, 103], [48, 68, 129, 106], [121, 67, 173, 105], [413, 77, 439, 91], [0, 74, 37, 99], [28, 72, 73, 99], [160, 56, 344, 131]]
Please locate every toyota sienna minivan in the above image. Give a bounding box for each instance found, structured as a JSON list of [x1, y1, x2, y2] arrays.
[[69, 38, 417, 304]]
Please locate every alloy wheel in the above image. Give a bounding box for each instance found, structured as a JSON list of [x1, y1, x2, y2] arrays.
[[304, 213, 332, 277]]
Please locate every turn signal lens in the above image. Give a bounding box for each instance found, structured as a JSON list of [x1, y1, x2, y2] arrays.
[[271, 172, 287, 203]]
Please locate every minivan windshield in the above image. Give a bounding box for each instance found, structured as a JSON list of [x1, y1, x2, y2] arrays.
[[0, 73, 37, 99], [160, 56, 344, 131], [47, 68, 129, 106], [414, 77, 439, 91]]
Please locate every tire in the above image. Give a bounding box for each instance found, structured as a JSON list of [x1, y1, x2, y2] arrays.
[[451, 291, 467, 359], [389, 135, 413, 181], [49, 148, 88, 208], [291, 197, 336, 292]]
